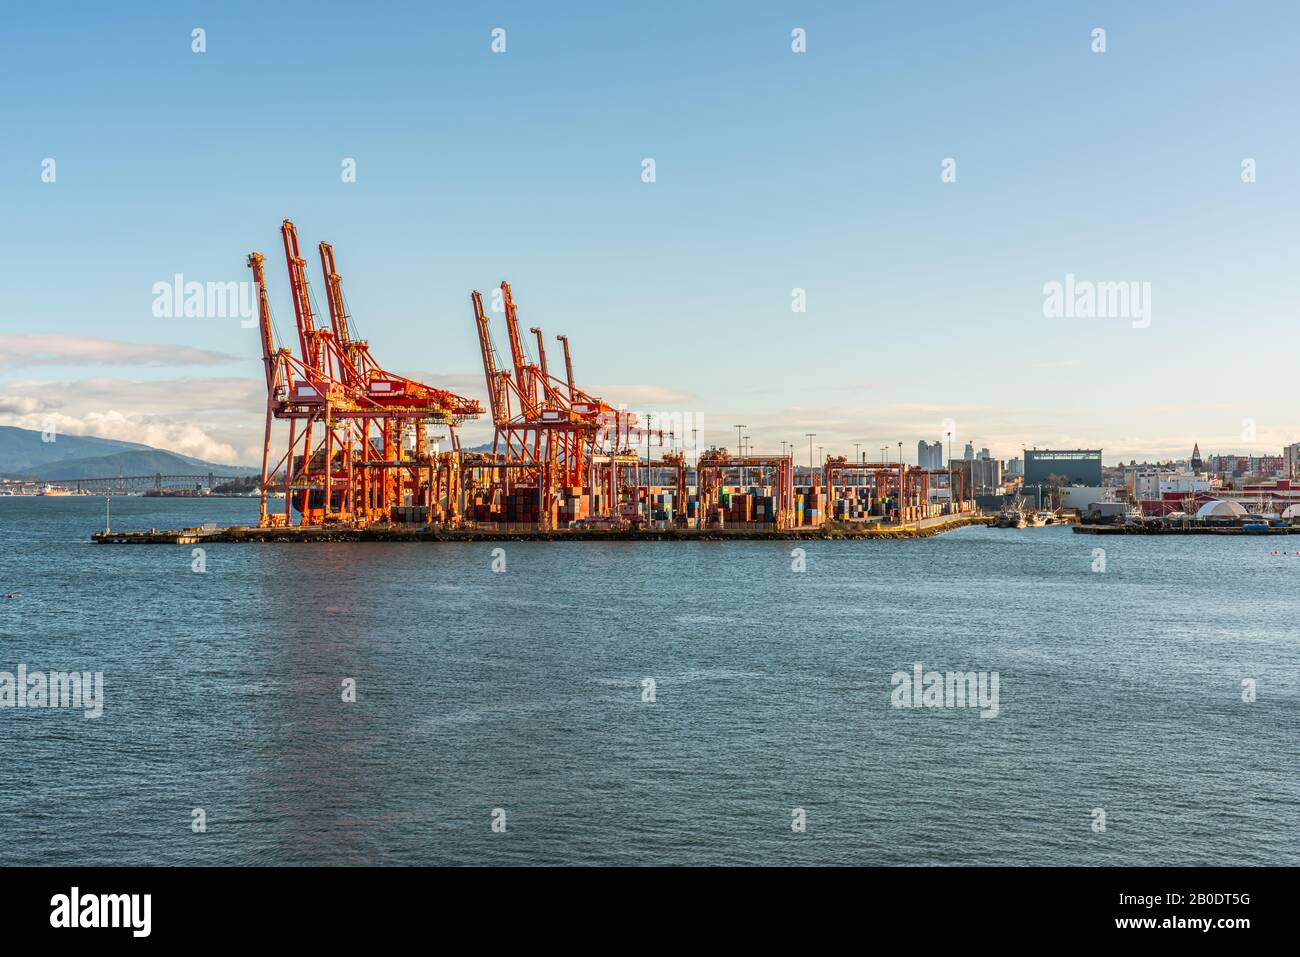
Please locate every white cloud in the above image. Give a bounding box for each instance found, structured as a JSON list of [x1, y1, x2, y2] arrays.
[[42, 376, 262, 414], [588, 384, 697, 405], [0, 375, 264, 464], [0, 334, 234, 369], [1, 409, 242, 464], [0, 395, 56, 415]]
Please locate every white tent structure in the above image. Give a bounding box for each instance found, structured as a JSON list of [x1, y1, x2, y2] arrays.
[[1281, 504, 1300, 520], [1195, 499, 1247, 520]]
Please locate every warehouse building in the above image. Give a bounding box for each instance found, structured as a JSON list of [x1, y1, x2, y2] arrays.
[[1023, 449, 1103, 487]]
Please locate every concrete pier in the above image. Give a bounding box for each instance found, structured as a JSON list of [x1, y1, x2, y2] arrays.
[[92, 514, 993, 544], [1073, 523, 1297, 535]]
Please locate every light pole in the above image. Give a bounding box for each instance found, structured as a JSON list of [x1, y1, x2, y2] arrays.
[[805, 433, 816, 485], [878, 446, 887, 514], [899, 441, 904, 523], [947, 430, 953, 513], [733, 424, 746, 491], [644, 413, 655, 521]]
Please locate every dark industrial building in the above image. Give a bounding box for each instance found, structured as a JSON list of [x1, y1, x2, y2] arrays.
[[1023, 449, 1103, 486]]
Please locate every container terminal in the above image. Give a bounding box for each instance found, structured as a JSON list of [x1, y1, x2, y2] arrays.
[[95, 219, 984, 545]]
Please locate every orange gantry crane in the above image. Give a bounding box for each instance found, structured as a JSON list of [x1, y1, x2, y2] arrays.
[[313, 230, 480, 523], [822, 457, 963, 520], [824, 457, 905, 504], [250, 219, 483, 527], [470, 280, 639, 528], [697, 448, 795, 529]]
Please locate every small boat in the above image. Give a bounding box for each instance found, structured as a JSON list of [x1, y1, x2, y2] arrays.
[[1240, 523, 1271, 534], [994, 507, 1027, 528]]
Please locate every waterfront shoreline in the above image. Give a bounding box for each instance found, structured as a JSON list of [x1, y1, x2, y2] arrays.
[[92, 514, 993, 544], [1073, 523, 1300, 535]]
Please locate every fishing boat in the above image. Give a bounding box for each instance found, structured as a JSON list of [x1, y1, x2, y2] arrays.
[[994, 500, 1029, 528]]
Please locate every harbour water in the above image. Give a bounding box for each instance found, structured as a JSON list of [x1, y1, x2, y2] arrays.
[[1, 496, 1296, 865]]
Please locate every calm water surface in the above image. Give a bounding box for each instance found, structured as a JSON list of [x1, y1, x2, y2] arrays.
[[0, 496, 1295, 865]]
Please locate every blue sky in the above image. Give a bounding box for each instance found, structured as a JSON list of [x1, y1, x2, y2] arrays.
[[2, 1, 1297, 464]]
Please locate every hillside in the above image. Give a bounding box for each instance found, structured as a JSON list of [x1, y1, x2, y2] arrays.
[[0, 426, 152, 473], [16, 450, 254, 481], [0, 426, 257, 480]]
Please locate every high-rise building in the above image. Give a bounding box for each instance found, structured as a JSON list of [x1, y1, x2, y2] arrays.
[[971, 457, 1003, 494], [917, 440, 944, 469], [963, 442, 975, 461], [1284, 443, 1300, 479]]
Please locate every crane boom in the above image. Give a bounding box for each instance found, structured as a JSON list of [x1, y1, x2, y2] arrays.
[[500, 281, 536, 416], [530, 326, 550, 407], [318, 242, 351, 346], [472, 289, 507, 424], [557, 334, 576, 401], [281, 219, 323, 371], [246, 252, 279, 392]]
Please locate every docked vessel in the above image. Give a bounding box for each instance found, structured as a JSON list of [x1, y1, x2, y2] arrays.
[[995, 506, 1027, 528]]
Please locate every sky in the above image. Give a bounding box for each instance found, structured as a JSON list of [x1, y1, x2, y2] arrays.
[[1, 1, 1297, 467]]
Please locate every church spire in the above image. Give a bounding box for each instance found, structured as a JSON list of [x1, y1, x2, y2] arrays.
[[1190, 443, 1203, 470]]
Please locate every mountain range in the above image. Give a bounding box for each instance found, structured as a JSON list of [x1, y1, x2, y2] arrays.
[[0, 427, 258, 480]]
